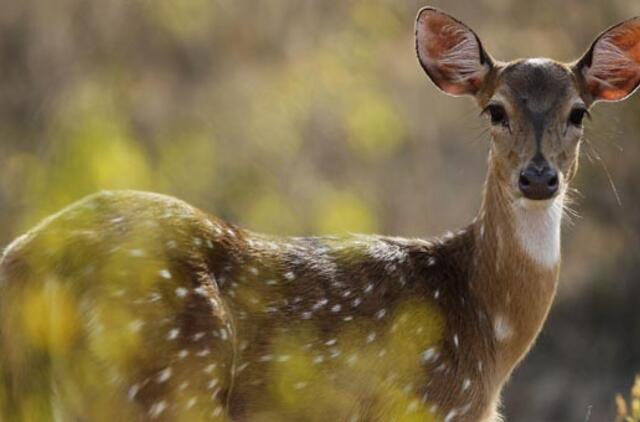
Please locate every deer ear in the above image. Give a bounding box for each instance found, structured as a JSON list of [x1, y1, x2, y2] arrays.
[[574, 17, 640, 102], [415, 7, 493, 96]]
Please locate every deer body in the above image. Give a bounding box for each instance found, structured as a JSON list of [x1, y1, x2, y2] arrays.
[[0, 188, 556, 421], [2, 7, 640, 422]]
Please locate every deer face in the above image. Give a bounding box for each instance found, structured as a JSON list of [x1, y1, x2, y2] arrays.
[[415, 8, 640, 205], [484, 59, 582, 202]]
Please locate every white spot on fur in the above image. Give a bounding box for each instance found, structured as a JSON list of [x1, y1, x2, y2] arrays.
[[148, 401, 167, 418], [494, 314, 513, 342], [421, 347, 438, 363], [129, 249, 145, 257], [406, 399, 419, 413], [128, 319, 144, 332], [312, 298, 328, 311], [159, 269, 172, 279], [444, 408, 458, 422], [156, 367, 172, 383], [294, 381, 308, 390], [513, 194, 563, 268], [167, 328, 180, 340], [127, 384, 139, 401]]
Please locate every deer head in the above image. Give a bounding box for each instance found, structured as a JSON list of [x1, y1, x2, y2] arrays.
[[416, 8, 640, 207]]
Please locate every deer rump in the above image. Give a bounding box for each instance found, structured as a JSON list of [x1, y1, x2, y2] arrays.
[[0, 191, 238, 421], [0, 190, 472, 421]]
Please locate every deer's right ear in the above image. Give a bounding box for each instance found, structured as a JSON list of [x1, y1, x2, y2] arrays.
[[415, 7, 493, 97]]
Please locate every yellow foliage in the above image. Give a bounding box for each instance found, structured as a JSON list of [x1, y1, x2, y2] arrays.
[[144, 0, 215, 39], [617, 375, 640, 422], [386, 300, 444, 376], [241, 190, 303, 235], [86, 301, 143, 369], [21, 278, 80, 355], [351, 2, 402, 39], [315, 190, 378, 234], [20, 80, 152, 228], [260, 302, 443, 420], [157, 132, 217, 199], [347, 92, 406, 158]]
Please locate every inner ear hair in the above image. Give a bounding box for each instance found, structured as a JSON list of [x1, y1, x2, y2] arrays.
[[574, 16, 640, 103], [415, 7, 494, 97]]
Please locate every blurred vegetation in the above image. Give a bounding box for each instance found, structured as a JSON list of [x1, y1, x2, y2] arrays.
[[617, 376, 640, 422], [0, 0, 639, 420]]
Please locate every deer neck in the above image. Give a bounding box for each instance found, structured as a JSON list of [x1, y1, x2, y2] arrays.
[[471, 162, 562, 382]]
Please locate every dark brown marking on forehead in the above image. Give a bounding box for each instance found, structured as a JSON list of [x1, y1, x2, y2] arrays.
[[500, 59, 574, 152], [501, 59, 572, 108]]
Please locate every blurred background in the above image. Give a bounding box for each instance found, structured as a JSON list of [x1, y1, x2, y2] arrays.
[[0, 0, 638, 420]]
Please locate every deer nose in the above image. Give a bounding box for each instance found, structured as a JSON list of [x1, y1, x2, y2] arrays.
[[518, 163, 559, 200]]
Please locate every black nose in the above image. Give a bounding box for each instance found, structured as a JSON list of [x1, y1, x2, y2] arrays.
[[518, 163, 559, 200]]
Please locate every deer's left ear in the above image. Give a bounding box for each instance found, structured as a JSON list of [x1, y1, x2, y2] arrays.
[[574, 17, 640, 102], [415, 7, 494, 97]]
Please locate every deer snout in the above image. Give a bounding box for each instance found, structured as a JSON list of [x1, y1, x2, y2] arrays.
[[518, 162, 559, 200]]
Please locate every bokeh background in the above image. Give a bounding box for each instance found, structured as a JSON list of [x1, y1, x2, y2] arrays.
[[0, 0, 639, 420]]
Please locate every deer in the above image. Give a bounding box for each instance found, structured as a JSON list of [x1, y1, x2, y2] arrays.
[[1, 7, 639, 422]]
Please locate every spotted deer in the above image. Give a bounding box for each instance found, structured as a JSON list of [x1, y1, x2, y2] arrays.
[[1, 7, 640, 422]]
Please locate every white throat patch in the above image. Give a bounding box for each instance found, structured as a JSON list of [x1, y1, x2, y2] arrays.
[[513, 194, 564, 268]]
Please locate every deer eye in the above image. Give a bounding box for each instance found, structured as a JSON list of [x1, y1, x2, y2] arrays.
[[568, 107, 588, 126], [484, 104, 509, 127]]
